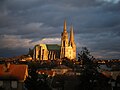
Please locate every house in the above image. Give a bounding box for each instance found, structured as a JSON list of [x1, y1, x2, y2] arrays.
[[0, 63, 28, 90], [37, 70, 55, 77], [51, 65, 72, 75]]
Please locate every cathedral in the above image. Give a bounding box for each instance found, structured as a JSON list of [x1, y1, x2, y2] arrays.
[[31, 20, 76, 60]]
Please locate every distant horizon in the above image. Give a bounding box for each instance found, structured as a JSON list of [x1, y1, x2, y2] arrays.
[[0, 49, 119, 60]]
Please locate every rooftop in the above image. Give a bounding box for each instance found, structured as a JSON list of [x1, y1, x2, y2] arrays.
[[0, 64, 28, 82], [46, 44, 61, 51]]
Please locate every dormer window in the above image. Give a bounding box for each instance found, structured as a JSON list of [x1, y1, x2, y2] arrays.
[[11, 81, 18, 88], [0, 81, 3, 87]]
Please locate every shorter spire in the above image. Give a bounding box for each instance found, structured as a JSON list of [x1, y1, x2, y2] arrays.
[[70, 25, 74, 42], [63, 19, 67, 32]]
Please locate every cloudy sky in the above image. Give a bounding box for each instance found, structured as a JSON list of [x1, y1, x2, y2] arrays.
[[0, 0, 120, 59]]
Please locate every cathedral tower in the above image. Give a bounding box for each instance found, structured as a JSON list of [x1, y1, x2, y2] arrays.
[[32, 20, 76, 61], [60, 20, 69, 58], [69, 25, 76, 59]]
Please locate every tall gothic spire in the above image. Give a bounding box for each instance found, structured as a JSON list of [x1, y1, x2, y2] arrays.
[[63, 19, 67, 32], [69, 25, 75, 44]]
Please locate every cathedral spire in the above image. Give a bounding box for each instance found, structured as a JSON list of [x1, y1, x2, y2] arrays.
[[63, 19, 67, 32], [69, 25, 75, 44]]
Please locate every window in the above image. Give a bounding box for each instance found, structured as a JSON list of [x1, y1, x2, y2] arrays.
[[11, 81, 18, 88], [63, 41, 65, 46], [0, 81, 3, 87], [42, 49, 44, 55]]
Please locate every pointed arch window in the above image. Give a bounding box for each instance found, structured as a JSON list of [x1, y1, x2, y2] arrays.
[[63, 41, 65, 47]]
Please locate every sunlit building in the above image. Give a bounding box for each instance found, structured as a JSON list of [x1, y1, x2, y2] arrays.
[[0, 63, 28, 90], [30, 20, 76, 60]]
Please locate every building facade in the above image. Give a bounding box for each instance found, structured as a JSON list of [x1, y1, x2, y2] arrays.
[[0, 63, 28, 90], [31, 20, 76, 60]]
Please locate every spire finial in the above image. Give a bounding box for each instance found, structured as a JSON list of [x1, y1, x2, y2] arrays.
[[63, 19, 67, 32], [70, 24, 74, 41]]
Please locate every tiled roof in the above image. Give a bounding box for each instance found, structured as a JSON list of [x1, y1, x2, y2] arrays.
[[37, 70, 55, 76], [0, 64, 28, 82], [53, 65, 72, 69]]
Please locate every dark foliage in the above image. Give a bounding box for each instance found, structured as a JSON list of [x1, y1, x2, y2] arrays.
[[77, 47, 111, 90], [78, 47, 95, 64], [24, 65, 51, 90]]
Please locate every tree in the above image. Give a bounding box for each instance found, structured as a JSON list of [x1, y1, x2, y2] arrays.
[[77, 47, 112, 90], [24, 67, 39, 90], [77, 47, 99, 90], [24, 65, 52, 90], [78, 47, 94, 64]]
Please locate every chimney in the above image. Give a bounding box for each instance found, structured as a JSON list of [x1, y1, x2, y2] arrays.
[[3, 62, 10, 72]]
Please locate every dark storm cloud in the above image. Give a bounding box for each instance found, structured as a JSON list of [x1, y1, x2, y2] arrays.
[[0, 47, 28, 57], [0, 0, 120, 59], [76, 32, 120, 59]]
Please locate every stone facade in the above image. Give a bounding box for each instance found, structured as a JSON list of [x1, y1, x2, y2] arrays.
[[60, 20, 76, 60], [31, 20, 76, 60], [33, 44, 60, 60]]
